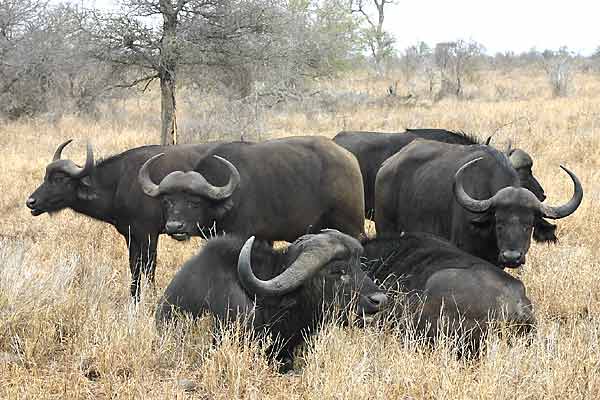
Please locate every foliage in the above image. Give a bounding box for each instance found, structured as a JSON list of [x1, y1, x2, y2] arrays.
[[351, 0, 396, 74], [0, 2, 118, 120]]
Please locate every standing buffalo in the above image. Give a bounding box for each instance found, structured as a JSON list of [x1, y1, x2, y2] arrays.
[[138, 136, 366, 242], [156, 230, 388, 370], [362, 232, 535, 349], [333, 128, 557, 242], [375, 141, 582, 267], [26, 140, 222, 298]]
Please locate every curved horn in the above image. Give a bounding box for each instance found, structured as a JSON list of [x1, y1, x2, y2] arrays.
[[539, 165, 583, 219], [191, 155, 240, 200], [52, 139, 74, 161], [61, 142, 94, 178], [237, 234, 347, 297], [138, 153, 164, 197], [453, 157, 495, 214]]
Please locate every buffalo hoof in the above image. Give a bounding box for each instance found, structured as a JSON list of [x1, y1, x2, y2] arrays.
[[177, 378, 197, 393], [278, 357, 295, 374], [79, 357, 101, 381]]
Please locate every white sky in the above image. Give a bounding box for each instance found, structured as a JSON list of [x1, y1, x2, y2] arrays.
[[60, 0, 599, 55]]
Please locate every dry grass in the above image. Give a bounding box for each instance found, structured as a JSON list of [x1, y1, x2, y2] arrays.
[[1, 67, 600, 399]]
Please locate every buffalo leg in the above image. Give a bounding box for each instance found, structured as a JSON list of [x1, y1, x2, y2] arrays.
[[139, 233, 159, 289], [127, 233, 159, 299], [127, 238, 143, 300]]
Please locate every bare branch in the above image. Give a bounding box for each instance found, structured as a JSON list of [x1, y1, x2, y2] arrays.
[[109, 73, 159, 91]]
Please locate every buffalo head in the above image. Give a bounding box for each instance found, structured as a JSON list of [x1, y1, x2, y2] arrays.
[[26, 140, 95, 216], [454, 157, 583, 268], [138, 153, 240, 240], [238, 230, 388, 319]]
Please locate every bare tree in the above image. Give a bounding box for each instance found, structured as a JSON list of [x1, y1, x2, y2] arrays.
[[0, 1, 117, 119], [88, 0, 276, 145], [351, 0, 395, 74], [0, 0, 47, 117], [434, 40, 483, 99], [400, 41, 434, 95], [541, 47, 574, 97]]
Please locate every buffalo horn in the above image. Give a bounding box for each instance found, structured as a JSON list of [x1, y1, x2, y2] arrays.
[[538, 165, 583, 219], [192, 156, 240, 200], [138, 153, 164, 197], [453, 157, 495, 213], [52, 139, 74, 161], [237, 234, 347, 297], [56, 141, 94, 178]]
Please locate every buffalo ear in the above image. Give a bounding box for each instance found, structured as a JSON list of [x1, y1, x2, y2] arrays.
[[212, 197, 234, 219], [77, 177, 98, 201], [533, 218, 558, 243], [278, 296, 298, 309]]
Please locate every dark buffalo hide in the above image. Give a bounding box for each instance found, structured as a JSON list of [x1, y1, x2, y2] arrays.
[[333, 128, 557, 241], [362, 232, 536, 352], [139, 136, 365, 242], [374, 141, 582, 267], [26, 140, 222, 298], [156, 230, 388, 370]]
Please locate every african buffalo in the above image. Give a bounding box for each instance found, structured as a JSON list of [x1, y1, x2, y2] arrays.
[[26, 140, 222, 298], [138, 136, 365, 242], [362, 232, 535, 350], [375, 141, 582, 267], [333, 128, 557, 242], [156, 230, 388, 370]]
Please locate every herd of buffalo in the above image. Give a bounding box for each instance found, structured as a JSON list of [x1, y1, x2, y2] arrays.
[[25, 129, 583, 370]]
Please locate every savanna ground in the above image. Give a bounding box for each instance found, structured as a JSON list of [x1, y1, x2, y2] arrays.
[[1, 67, 600, 399]]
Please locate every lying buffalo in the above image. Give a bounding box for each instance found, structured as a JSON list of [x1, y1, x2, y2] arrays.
[[156, 230, 388, 370], [26, 140, 221, 298], [375, 141, 582, 267], [333, 128, 557, 242], [138, 136, 365, 242], [362, 232, 535, 350]]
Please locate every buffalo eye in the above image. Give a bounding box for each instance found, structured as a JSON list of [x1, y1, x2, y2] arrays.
[[190, 198, 204, 207], [52, 174, 69, 184], [470, 215, 492, 230]]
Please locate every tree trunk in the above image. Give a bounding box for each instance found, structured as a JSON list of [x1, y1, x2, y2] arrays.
[[160, 69, 177, 145], [159, 0, 178, 145]]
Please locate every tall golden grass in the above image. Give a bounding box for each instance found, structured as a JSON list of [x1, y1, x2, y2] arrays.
[[1, 67, 599, 399]]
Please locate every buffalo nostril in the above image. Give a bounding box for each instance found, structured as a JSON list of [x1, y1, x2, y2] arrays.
[[165, 221, 184, 232], [26, 197, 36, 208], [367, 292, 388, 309], [502, 250, 522, 262]]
